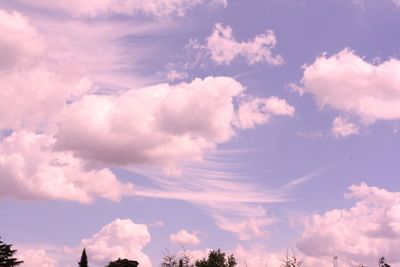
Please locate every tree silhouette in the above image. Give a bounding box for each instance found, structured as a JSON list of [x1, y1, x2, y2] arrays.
[[195, 249, 237, 267], [281, 250, 302, 267], [379, 257, 391, 267], [106, 258, 139, 267], [0, 236, 23, 267], [162, 250, 178, 267], [78, 248, 88, 267], [161, 247, 193, 267]]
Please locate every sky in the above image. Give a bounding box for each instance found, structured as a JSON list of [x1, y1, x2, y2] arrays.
[[0, 0, 400, 266]]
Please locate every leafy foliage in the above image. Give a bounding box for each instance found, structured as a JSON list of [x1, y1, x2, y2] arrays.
[[195, 249, 237, 267], [0, 237, 23, 267], [105, 258, 139, 267]]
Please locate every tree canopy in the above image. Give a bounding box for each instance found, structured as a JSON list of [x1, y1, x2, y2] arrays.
[[105, 258, 139, 267], [0, 237, 23, 267], [195, 249, 237, 267]]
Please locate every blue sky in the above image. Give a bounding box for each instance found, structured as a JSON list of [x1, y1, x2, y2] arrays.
[[1, 0, 400, 266]]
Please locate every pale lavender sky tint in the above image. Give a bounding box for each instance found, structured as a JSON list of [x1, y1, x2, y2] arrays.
[[1, 0, 400, 266]]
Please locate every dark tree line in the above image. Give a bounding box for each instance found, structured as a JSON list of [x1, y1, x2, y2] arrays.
[[0, 236, 395, 267]]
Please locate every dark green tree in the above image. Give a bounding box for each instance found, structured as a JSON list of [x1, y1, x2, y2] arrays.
[[78, 248, 88, 267], [0, 236, 23, 267], [195, 249, 237, 267], [105, 258, 139, 267]]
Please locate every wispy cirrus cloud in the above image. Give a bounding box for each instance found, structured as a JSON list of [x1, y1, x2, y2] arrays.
[[16, 0, 227, 18], [130, 151, 291, 240]]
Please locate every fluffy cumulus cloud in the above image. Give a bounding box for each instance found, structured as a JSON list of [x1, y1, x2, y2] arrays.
[[0, 131, 133, 203], [297, 183, 400, 266], [17, 0, 227, 18], [55, 77, 294, 172], [203, 23, 283, 65], [331, 116, 359, 138], [18, 249, 56, 267], [0, 6, 294, 203], [0, 9, 44, 70], [170, 229, 200, 245], [81, 219, 152, 267], [0, 67, 92, 131], [301, 49, 400, 123]]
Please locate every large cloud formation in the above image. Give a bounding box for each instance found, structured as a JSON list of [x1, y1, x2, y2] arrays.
[[56, 77, 294, 171], [0, 7, 294, 203], [301, 49, 400, 124], [297, 183, 400, 266], [81, 219, 152, 267]]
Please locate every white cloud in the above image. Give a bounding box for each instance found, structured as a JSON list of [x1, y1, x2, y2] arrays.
[[0, 9, 44, 70], [331, 116, 359, 138], [0, 131, 133, 203], [55, 77, 294, 172], [132, 153, 289, 240], [17, 0, 227, 18], [237, 96, 295, 129], [166, 70, 188, 82], [394, 0, 400, 6], [301, 49, 400, 123], [170, 229, 200, 245], [82, 219, 152, 267], [18, 249, 56, 267], [203, 23, 283, 65], [0, 67, 92, 131], [297, 183, 400, 266]]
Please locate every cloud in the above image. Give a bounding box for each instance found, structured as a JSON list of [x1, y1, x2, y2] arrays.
[[18, 249, 56, 267], [297, 183, 400, 266], [170, 229, 200, 245], [131, 152, 289, 240], [193, 23, 283, 65], [236, 96, 295, 129], [394, 0, 400, 6], [0, 67, 92, 131], [81, 219, 152, 267], [17, 0, 227, 18], [0, 9, 44, 70], [331, 116, 359, 138], [0, 131, 133, 203], [301, 49, 400, 123], [55, 76, 294, 171]]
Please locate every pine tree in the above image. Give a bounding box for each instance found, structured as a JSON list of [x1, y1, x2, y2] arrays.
[[0, 236, 23, 267], [78, 248, 88, 267]]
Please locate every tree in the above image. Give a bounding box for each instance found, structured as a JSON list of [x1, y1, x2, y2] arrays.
[[379, 257, 391, 267], [281, 250, 302, 267], [161, 247, 193, 267], [195, 249, 237, 267], [78, 248, 88, 267], [162, 250, 177, 267], [105, 258, 139, 267], [0, 236, 23, 267]]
